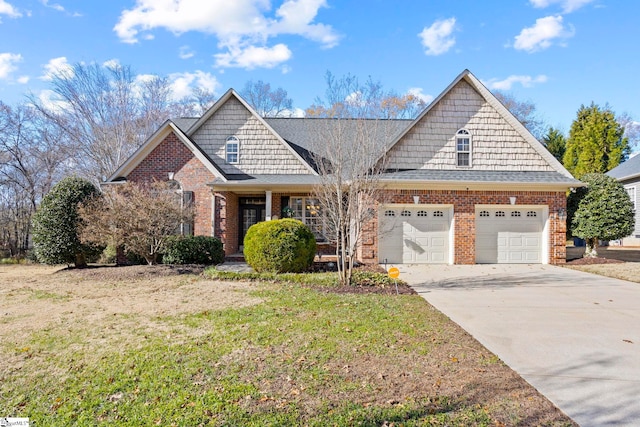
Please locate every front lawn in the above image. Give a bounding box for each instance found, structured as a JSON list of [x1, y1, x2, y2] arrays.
[[0, 265, 574, 426]]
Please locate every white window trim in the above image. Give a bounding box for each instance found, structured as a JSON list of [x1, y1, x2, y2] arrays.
[[226, 136, 239, 164], [456, 128, 472, 168], [625, 185, 636, 211]]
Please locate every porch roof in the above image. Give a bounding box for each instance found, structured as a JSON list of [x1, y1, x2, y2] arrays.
[[379, 169, 582, 190]]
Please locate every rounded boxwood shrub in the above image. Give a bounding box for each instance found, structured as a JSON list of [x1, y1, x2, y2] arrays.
[[244, 219, 316, 273], [163, 235, 224, 265]]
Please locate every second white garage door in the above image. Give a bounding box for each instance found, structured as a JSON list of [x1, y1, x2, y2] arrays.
[[378, 206, 452, 264], [476, 207, 545, 264]]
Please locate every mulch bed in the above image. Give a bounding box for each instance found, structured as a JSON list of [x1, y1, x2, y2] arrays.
[[565, 257, 624, 265]]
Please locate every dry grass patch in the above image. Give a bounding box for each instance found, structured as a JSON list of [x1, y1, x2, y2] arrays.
[[0, 264, 575, 426], [565, 262, 640, 283]]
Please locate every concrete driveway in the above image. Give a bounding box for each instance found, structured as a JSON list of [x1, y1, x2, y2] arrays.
[[400, 264, 640, 427]]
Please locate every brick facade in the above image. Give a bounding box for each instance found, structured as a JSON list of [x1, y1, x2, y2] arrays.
[[127, 133, 215, 237], [358, 189, 567, 265]]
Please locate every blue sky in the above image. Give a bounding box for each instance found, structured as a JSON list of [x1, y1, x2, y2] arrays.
[[0, 0, 637, 137]]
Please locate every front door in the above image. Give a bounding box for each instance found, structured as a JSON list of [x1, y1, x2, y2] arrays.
[[240, 198, 266, 247]]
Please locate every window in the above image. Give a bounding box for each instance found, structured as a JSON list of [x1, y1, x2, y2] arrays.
[[626, 186, 636, 211], [433, 211, 444, 217], [290, 197, 326, 241], [456, 129, 471, 167], [527, 211, 537, 217], [401, 210, 412, 217], [167, 180, 193, 236], [384, 210, 396, 217], [225, 136, 239, 164], [511, 211, 521, 217], [479, 210, 490, 217], [417, 210, 428, 217], [495, 211, 505, 217]]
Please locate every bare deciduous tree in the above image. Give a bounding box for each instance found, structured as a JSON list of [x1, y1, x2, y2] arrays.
[[494, 91, 547, 140], [305, 72, 416, 286], [0, 102, 70, 257], [617, 112, 640, 149], [29, 62, 193, 182], [241, 80, 294, 117], [79, 181, 193, 265]]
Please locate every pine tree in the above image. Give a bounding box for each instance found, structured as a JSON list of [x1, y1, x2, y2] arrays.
[[542, 126, 566, 162], [563, 103, 630, 179]]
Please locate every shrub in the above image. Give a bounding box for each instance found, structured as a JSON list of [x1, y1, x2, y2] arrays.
[[244, 219, 316, 273], [163, 235, 224, 265], [31, 176, 101, 267], [351, 271, 405, 288]]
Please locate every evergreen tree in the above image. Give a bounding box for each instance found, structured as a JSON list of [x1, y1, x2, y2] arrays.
[[563, 103, 630, 179], [568, 173, 634, 258], [542, 126, 566, 162], [31, 176, 100, 267]]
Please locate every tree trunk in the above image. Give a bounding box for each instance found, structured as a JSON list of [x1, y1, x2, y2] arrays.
[[584, 238, 598, 258], [75, 252, 87, 268]]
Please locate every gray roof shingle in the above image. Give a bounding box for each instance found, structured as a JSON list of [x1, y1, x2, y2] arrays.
[[606, 154, 640, 181], [380, 169, 582, 185]]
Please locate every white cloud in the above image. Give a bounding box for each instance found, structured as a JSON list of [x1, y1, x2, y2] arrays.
[[418, 17, 457, 56], [40, 0, 64, 12], [484, 74, 548, 90], [0, 52, 22, 79], [529, 0, 595, 13], [103, 58, 121, 70], [513, 15, 574, 52], [167, 70, 221, 100], [41, 56, 74, 80], [17, 75, 29, 84], [179, 45, 195, 59], [0, 0, 21, 19], [113, 0, 338, 70], [407, 87, 434, 104], [290, 107, 305, 117], [214, 43, 292, 69], [36, 89, 70, 113]]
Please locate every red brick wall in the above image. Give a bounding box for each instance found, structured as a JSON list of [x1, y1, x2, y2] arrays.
[[359, 189, 567, 265], [127, 132, 215, 238]]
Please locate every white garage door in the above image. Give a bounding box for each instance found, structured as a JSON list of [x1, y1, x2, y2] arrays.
[[476, 207, 544, 264], [379, 206, 451, 264]]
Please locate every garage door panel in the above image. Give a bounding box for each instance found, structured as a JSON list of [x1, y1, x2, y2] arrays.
[[379, 207, 451, 264], [476, 208, 544, 264]]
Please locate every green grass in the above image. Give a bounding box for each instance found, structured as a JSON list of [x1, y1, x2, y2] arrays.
[[0, 281, 498, 426], [1, 273, 572, 426], [204, 267, 406, 288]]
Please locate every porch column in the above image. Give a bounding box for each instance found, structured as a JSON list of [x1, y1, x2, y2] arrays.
[[265, 191, 272, 221], [211, 193, 216, 237]]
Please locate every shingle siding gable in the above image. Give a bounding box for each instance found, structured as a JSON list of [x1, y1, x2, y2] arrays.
[[191, 97, 311, 175], [386, 80, 554, 172]]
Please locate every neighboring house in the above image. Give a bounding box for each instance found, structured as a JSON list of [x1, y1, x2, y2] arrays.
[[606, 154, 640, 246], [106, 69, 581, 265]]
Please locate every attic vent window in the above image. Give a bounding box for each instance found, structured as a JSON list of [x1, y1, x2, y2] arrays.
[[456, 129, 471, 167], [226, 136, 239, 164]]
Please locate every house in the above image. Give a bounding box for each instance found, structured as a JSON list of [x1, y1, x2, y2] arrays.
[[606, 154, 640, 246], [106, 69, 581, 265]]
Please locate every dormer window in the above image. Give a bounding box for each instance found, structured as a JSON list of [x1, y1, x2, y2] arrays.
[[456, 129, 471, 167], [226, 136, 239, 164]]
